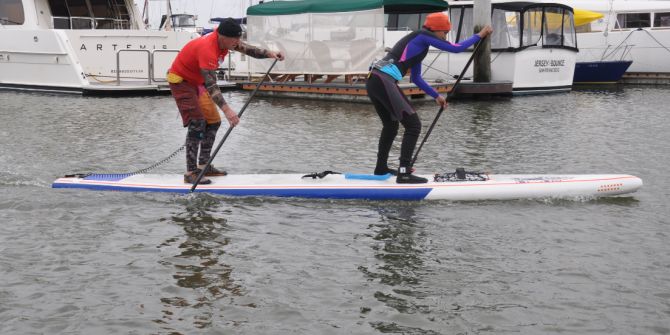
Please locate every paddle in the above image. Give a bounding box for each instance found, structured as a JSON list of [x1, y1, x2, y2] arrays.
[[190, 58, 279, 192], [410, 37, 486, 168]]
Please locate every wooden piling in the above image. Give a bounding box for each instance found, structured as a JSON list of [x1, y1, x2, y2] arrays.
[[473, 0, 492, 83]]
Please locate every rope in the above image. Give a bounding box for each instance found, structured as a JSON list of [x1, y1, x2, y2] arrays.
[[601, 29, 639, 60], [640, 29, 670, 55], [75, 144, 185, 180]]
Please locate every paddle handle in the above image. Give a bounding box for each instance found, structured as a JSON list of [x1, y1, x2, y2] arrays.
[[410, 38, 486, 168], [190, 58, 279, 192]]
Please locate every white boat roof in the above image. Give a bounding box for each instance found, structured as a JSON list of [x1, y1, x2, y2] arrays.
[[451, 0, 670, 12]]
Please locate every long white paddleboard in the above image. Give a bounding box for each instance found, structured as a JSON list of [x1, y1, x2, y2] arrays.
[[52, 171, 643, 201]]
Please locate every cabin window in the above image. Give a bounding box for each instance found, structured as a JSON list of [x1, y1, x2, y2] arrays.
[[449, 7, 473, 42], [575, 23, 592, 33], [522, 8, 543, 47], [562, 9, 576, 48], [490, 8, 520, 49], [48, 0, 130, 29], [616, 13, 651, 29], [386, 13, 426, 32], [654, 12, 670, 27], [542, 7, 563, 46], [0, 0, 25, 25]]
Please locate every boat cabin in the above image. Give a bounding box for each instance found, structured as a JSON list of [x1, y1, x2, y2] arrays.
[[385, 2, 578, 51], [0, 0, 200, 94], [0, 0, 139, 29]]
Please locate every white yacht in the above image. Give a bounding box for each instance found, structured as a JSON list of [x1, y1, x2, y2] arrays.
[[385, 1, 579, 94], [0, 0, 198, 94], [541, 0, 670, 80]]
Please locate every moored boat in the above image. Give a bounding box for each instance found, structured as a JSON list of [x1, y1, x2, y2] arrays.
[[401, 1, 579, 94], [539, 0, 670, 83], [573, 60, 633, 84], [0, 0, 198, 94]]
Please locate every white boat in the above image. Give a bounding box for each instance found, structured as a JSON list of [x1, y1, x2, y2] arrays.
[[233, 0, 578, 95], [385, 1, 579, 94], [51, 171, 643, 201], [540, 0, 670, 79], [0, 0, 198, 94]]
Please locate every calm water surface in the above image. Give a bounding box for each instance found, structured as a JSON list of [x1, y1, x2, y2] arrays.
[[0, 87, 669, 334]]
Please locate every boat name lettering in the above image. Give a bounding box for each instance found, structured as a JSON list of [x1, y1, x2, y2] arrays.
[[534, 59, 565, 73], [534, 59, 566, 67], [79, 44, 169, 51], [111, 69, 145, 74]]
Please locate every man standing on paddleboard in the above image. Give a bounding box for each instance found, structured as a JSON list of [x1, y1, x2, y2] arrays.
[[168, 18, 284, 184], [366, 13, 492, 183]]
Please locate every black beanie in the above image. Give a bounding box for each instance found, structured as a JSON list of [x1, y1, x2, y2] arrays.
[[217, 18, 242, 38]]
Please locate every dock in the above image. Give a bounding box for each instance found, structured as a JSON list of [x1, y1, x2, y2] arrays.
[[622, 72, 670, 85], [236, 77, 513, 102]]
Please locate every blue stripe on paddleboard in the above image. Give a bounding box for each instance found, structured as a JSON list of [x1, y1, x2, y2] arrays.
[[52, 183, 432, 200], [344, 173, 393, 180], [83, 174, 132, 182]]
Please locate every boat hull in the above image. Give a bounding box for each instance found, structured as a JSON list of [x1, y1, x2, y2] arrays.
[[574, 60, 633, 84], [52, 173, 643, 201]]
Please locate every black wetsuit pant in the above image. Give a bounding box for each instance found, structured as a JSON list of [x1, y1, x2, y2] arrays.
[[366, 72, 422, 172]]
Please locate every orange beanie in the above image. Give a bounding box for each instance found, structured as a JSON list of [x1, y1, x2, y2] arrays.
[[424, 12, 451, 32]]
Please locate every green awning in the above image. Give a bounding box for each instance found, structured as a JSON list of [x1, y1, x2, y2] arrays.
[[247, 0, 448, 16]]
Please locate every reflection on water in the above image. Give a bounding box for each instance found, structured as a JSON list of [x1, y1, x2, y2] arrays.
[[361, 205, 440, 333], [157, 195, 243, 331]]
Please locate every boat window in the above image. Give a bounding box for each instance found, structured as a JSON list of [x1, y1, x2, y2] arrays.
[[47, 0, 130, 30], [386, 13, 427, 32], [172, 15, 196, 28], [522, 8, 543, 47], [449, 7, 473, 43], [562, 9, 576, 48], [0, 0, 25, 25], [490, 8, 520, 49], [397, 13, 420, 31], [543, 7, 564, 46], [654, 12, 670, 27], [616, 13, 651, 28], [575, 22, 592, 33]]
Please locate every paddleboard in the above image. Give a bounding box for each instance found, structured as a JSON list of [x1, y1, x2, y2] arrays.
[[51, 170, 643, 201]]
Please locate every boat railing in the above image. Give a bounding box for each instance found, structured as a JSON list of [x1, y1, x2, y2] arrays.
[[116, 49, 151, 86], [115, 49, 181, 86], [150, 49, 180, 82]]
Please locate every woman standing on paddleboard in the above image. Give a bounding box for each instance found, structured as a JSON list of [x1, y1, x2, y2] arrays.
[[366, 13, 492, 183]]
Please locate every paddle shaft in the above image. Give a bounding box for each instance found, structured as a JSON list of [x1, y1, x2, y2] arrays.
[[190, 58, 278, 192], [410, 38, 486, 168]]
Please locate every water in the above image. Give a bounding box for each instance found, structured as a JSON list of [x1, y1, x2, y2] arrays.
[[1, 87, 669, 334]]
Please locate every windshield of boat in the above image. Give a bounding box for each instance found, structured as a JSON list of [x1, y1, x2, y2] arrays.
[[0, 0, 25, 25], [450, 4, 577, 51], [172, 15, 196, 28]]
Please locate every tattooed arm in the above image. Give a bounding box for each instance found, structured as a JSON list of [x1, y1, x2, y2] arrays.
[[234, 41, 285, 60], [201, 68, 239, 127]]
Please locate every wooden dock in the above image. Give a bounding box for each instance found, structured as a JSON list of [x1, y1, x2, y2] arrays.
[[237, 76, 513, 102]]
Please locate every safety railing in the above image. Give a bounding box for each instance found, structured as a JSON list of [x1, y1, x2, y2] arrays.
[[150, 49, 180, 82], [115, 49, 181, 86], [116, 49, 151, 86]]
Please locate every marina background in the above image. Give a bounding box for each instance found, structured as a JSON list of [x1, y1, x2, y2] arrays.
[[1, 87, 669, 334]]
